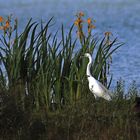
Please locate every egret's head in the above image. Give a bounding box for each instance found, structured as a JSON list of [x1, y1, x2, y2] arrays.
[[84, 53, 91, 58], [80, 53, 92, 60]]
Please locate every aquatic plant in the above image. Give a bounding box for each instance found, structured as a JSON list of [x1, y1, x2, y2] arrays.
[[0, 13, 122, 111]]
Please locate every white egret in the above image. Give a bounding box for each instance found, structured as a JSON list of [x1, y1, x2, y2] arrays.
[[83, 53, 112, 101]]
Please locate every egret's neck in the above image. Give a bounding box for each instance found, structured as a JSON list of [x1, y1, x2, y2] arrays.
[[86, 56, 92, 77]]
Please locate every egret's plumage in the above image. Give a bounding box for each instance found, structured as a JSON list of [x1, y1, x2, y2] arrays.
[[84, 53, 112, 101]]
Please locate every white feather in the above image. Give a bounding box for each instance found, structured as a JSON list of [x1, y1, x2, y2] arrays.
[[84, 53, 112, 101]]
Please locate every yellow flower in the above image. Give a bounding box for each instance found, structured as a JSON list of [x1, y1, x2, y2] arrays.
[[74, 20, 79, 26], [76, 12, 84, 18], [0, 16, 11, 31], [104, 31, 112, 36], [90, 24, 96, 29], [79, 12, 84, 17], [5, 21, 10, 28], [74, 18, 83, 26], [1, 21, 10, 31], [87, 18, 92, 24], [0, 16, 3, 22]]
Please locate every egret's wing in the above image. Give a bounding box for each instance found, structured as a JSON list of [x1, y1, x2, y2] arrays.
[[88, 81, 99, 99], [88, 76, 112, 101], [96, 80, 112, 101], [93, 93, 98, 99]]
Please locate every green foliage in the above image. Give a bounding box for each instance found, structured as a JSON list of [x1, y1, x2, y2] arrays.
[[0, 17, 122, 111], [113, 78, 125, 100], [128, 81, 138, 99], [0, 84, 140, 140]]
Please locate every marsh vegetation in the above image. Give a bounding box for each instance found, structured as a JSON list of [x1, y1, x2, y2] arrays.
[[0, 14, 140, 140]]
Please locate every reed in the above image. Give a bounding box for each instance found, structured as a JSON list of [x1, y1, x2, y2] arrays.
[[0, 14, 123, 112]]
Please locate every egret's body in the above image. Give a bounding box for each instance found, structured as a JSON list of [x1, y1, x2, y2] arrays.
[[84, 53, 112, 101]]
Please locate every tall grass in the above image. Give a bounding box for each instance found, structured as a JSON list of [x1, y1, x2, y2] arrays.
[[0, 15, 122, 111]]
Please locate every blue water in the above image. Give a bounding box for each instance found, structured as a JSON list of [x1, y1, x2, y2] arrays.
[[1, 0, 140, 88]]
